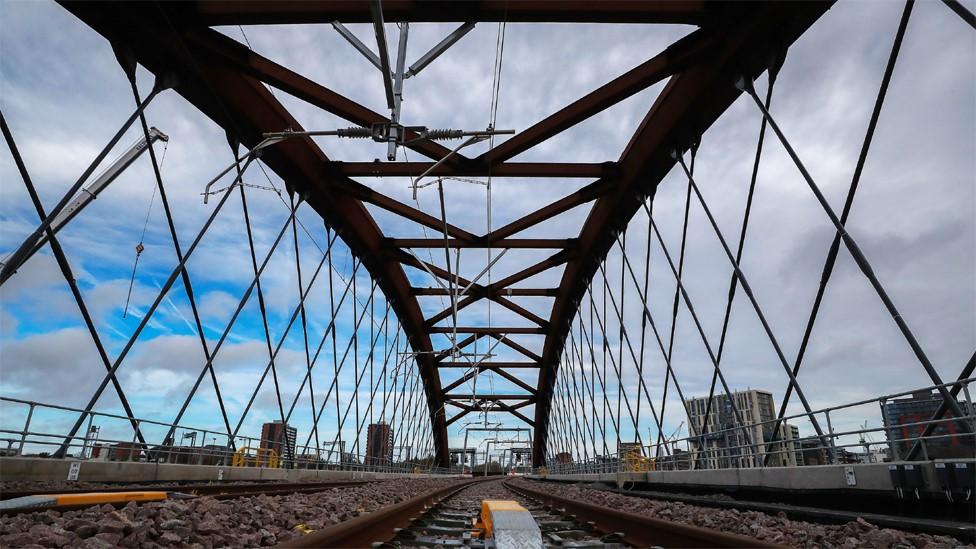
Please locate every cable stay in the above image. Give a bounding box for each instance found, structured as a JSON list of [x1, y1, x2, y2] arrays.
[[122, 141, 169, 318]]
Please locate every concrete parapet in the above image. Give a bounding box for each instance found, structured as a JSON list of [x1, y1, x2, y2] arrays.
[[0, 457, 452, 484], [540, 460, 974, 495]]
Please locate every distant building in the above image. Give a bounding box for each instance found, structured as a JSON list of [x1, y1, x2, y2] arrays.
[[450, 448, 477, 469], [786, 424, 803, 466], [106, 442, 145, 461], [295, 453, 327, 469], [365, 423, 393, 466], [657, 448, 693, 470], [618, 441, 648, 471], [260, 421, 297, 462], [881, 390, 973, 460], [799, 439, 827, 466], [685, 389, 800, 468], [855, 446, 890, 464], [555, 452, 573, 464], [510, 448, 532, 469]]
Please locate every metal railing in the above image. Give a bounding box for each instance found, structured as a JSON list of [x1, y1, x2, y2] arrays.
[[0, 396, 452, 475], [542, 378, 976, 475]]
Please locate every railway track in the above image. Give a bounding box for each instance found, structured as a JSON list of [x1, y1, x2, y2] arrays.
[[280, 478, 774, 548], [392, 479, 624, 548], [599, 485, 976, 543]]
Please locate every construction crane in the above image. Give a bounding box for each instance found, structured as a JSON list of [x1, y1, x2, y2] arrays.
[[859, 421, 877, 463]]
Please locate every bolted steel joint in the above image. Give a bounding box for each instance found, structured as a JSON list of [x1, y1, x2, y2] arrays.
[[734, 74, 755, 93]]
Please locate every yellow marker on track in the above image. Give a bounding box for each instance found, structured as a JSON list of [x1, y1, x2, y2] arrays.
[[1, 491, 169, 512], [55, 491, 169, 506], [479, 500, 543, 549]]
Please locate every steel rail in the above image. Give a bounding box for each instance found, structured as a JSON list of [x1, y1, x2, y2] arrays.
[[277, 478, 489, 548], [504, 480, 781, 548], [599, 486, 976, 543]]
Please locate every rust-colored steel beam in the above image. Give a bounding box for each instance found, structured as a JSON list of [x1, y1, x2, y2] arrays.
[[406, 247, 556, 330], [445, 394, 535, 401], [441, 364, 536, 395], [430, 326, 546, 335], [425, 294, 479, 327], [445, 408, 473, 426], [186, 27, 459, 164], [389, 248, 475, 287], [414, 288, 558, 297], [332, 161, 613, 178], [491, 401, 536, 426], [531, 2, 833, 465], [438, 362, 539, 369], [492, 296, 550, 328], [488, 249, 575, 290], [341, 184, 476, 243], [425, 292, 547, 329], [185, 1, 710, 26], [432, 334, 486, 362], [489, 333, 542, 363], [442, 370, 481, 394], [389, 238, 576, 249], [488, 367, 538, 395], [486, 179, 614, 241], [481, 31, 713, 164], [507, 399, 536, 412], [444, 401, 534, 417]]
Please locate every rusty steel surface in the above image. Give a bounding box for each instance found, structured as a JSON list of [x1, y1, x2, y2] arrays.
[[178, 1, 713, 26], [58, 1, 834, 467], [504, 480, 783, 548], [276, 477, 489, 548]]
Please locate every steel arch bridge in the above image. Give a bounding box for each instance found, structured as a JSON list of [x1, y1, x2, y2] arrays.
[[1, 1, 973, 470]]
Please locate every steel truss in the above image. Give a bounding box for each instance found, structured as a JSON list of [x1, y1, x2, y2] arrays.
[[2, 1, 970, 467]]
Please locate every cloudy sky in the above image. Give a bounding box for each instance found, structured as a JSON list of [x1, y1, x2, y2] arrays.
[[0, 1, 973, 462]]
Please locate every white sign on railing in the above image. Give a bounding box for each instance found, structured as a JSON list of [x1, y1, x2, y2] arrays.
[[844, 465, 857, 486], [67, 461, 81, 481]]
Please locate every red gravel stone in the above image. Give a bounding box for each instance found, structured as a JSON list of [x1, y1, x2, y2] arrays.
[[1, 477, 463, 547], [509, 478, 972, 549]]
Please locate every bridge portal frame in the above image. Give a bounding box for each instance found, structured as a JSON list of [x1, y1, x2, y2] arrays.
[[58, 1, 833, 467]]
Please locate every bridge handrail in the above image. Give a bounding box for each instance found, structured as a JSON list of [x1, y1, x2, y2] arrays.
[[0, 396, 448, 475], [542, 376, 976, 474]]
